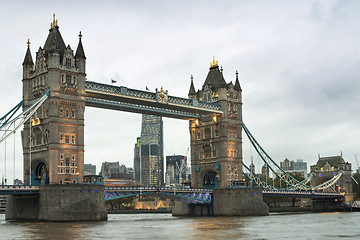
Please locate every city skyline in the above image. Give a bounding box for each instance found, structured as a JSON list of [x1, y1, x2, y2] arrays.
[[0, 1, 360, 182]]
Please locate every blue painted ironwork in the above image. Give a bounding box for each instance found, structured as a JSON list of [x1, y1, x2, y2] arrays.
[[243, 122, 312, 190], [0, 89, 50, 143], [0, 100, 24, 127], [104, 186, 212, 204], [0, 185, 343, 201], [263, 190, 344, 199], [85, 81, 222, 119], [86, 96, 201, 119]]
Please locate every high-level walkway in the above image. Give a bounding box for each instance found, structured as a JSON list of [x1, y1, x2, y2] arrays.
[[85, 81, 223, 119]]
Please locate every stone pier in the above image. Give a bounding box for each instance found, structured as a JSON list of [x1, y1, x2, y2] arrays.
[[6, 185, 107, 221], [172, 188, 269, 216]]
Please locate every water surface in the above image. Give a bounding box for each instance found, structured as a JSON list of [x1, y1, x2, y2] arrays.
[[1, 212, 359, 239]]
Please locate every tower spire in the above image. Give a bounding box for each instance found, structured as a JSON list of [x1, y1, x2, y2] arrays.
[[50, 13, 58, 29], [234, 70, 241, 91], [75, 31, 86, 60], [23, 39, 34, 67], [188, 75, 196, 98]]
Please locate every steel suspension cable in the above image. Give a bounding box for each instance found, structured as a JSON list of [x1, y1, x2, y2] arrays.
[[13, 122, 16, 184], [243, 122, 311, 190]]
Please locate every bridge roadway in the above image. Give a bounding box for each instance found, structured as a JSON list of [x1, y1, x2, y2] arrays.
[[85, 81, 223, 120], [0, 185, 344, 202]]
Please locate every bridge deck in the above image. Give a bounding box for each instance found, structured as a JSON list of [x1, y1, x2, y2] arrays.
[[0, 185, 343, 200]]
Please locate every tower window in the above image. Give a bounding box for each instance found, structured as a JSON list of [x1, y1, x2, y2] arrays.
[[71, 109, 76, 118], [205, 128, 211, 139], [59, 107, 64, 117], [66, 75, 72, 84], [59, 133, 64, 143], [60, 154, 64, 161], [71, 134, 76, 144], [65, 108, 70, 118], [65, 58, 71, 66], [65, 134, 70, 144], [66, 158, 70, 166], [61, 73, 65, 83]]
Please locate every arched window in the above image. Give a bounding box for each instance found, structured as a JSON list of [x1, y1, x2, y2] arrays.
[[35, 129, 42, 145], [203, 144, 211, 158], [205, 128, 211, 139]]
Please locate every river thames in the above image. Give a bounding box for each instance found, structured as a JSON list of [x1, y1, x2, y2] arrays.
[[1, 212, 360, 239]]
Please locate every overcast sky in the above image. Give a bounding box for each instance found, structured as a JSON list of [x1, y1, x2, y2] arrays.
[[0, 0, 360, 182]]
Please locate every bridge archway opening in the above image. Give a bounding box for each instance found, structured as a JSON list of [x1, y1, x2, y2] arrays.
[[33, 161, 49, 186], [202, 171, 218, 189]]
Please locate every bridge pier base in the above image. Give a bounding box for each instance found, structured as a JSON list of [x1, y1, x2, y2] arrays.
[[213, 188, 269, 216], [172, 201, 213, 216], [311, 197, 344, 212], [6, 185, 107, 221], [5, 194, 39, 221], [172, 188, 268, 216]]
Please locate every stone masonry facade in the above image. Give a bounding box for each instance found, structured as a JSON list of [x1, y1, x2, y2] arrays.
[[22, 16, 86, 185], [188, 58, 243, 189]]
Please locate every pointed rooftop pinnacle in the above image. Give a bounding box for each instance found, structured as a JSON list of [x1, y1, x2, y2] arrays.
[[44, 14, 66, 55], [204, 57, 226, 89], [23, 38, 34, 67], [234, 70, 241, 91], [50, 13, 59, 29], [210, 56, 218, 69], [188, 74, 196, 95], [75, 31, 86, 59]]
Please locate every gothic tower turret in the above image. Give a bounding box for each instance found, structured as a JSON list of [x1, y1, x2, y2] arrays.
[[22, 15, 86, 185], [75, 31, 86, 74], [22, 39, 34, 102], [188, 75, 196, 99], [189, 57, 243, 188]]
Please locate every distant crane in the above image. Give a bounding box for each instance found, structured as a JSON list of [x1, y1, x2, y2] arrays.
[[175, 160, 187, 184]]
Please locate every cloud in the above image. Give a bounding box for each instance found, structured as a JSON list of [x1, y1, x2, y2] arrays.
[[0, 0, 360, 181]]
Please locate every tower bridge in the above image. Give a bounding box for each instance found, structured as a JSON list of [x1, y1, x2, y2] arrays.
[[0, 16, 348, 221]]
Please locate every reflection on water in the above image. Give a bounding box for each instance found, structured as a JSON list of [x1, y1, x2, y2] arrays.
[[1, 212, 360, 240], [0, 220, 89, 240], [190, 217, 247, 239]]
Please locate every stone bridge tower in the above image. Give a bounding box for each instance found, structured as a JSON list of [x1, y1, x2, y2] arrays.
[[189, 58, 243, 189], [22, 15, 86, 185]]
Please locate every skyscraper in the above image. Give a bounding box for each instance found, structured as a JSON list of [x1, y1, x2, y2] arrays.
[[134, 137, 141, 182], [165, 155, 188, 186], [140, 114, 164, 186]]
